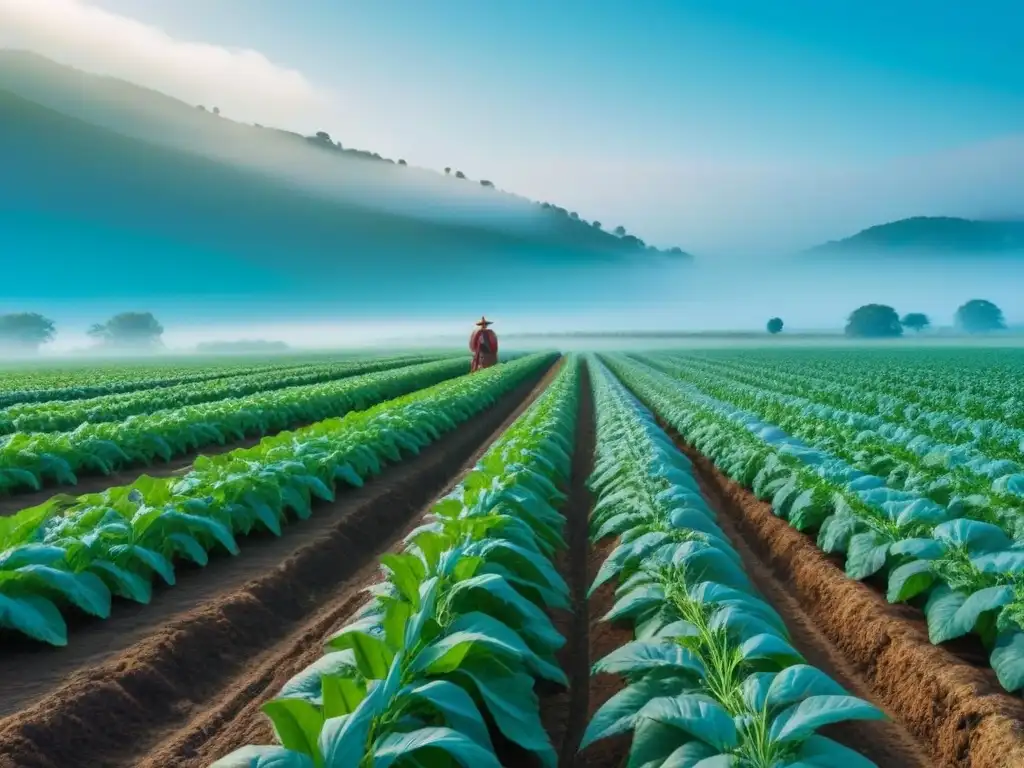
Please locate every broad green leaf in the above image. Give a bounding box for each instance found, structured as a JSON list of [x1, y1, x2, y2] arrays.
[[321, 675, 366, 718], [765, 665, 847, 710], [660, 742, 719, 768], [0, 544, 67, 569], [972, 551, 1024, 576], [627, 718, 694, 768], [0, 593, 67, 645], [991, 629, 1024, 692], [924, 584, 970, 644], [8, 565, 111, 618], [638, 695, 738, 752], [398, 680, 493, 750], [950, 586, 1015, 638], [89, 560, 152, 603], [889, 538, 944, 560], [260, 698, 325, 761], [380, 553, 425, 608], [449, 655, 556, 767], [209, 745, 315, 768], [934, 519, 1012, 554], [816, 514, 858, 554], [279, 651, 358, 703], [382, 599, 413, 652], [373, 727, 501, 768], [447, 573, 564, 652], [886, 560, 935, 603], [593, 641, 705, 680], [580, 675, 695, 750], [740, 672, 775, 712], [348, 631, 394, 679], [604, 584, 666, 623], [739, 634, 803, 666], [845, 532, 890, 580], [790, 734, 878, 768], [769, 695, 885, 742]]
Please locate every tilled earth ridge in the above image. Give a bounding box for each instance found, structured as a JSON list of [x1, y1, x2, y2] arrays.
[[671, 431, 1024, 768], [537, 361, 596, 767]]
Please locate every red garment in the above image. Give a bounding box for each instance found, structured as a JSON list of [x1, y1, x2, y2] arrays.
[[469, 328, 498, 372]]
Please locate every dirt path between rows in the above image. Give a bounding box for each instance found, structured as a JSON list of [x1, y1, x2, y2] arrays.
[[684, 449, 933, 767], [535, 361, 595, 767], [671, 434, 1024, 768], [0, 359, 558, 768], [572, 533, 634, 768]]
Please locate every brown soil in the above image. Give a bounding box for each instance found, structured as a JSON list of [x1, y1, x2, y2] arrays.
[[687, 452, 933, 767], [571, 533, 634, 768], [0, 359, 558, 768], [537, 361, 596, 767], [673, 435, 1024, 768]]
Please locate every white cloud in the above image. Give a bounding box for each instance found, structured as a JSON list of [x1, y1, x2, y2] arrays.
[[0, 0, 336, 129]]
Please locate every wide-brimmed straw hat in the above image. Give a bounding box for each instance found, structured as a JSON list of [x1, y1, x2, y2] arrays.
[[475, 316, 493, 327]]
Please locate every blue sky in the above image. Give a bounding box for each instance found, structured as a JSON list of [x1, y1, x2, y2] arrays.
[[58, 0, 1023, 255], [2, 0, 1022, 346]]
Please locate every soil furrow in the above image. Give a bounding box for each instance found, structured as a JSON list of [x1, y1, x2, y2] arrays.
[[670, 432, 1024, 768], [135, 360, 562, 768], [684, 445, 933, 767], [572, 533, 633, 768], [538, 361, 595, 766], [0, 359, 559, 768]]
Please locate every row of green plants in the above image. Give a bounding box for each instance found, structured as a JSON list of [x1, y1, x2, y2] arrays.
[[677, 348, 1021, 426], [0, 354, 449, 434], [0, 356, 342, 409], [0, 358, 473, 496], [642, 355, 1024, 534], [606, 354, 1024, 693], [211, 356, 580, 768], [0, 353, 555, 646], [655, 352, 1023, 463], [579, 356, 884, 767]]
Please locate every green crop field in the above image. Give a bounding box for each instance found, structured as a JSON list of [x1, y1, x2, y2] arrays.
[[1, 346, 1022, 768]]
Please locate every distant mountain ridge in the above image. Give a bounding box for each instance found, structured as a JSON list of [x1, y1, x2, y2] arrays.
[[807, 216, 1024, 256], [0, 49, 693, 261]]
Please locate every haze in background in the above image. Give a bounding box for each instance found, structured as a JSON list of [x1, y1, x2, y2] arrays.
[[1, 0, 1022, 352], [3, 0, 1022, 254]]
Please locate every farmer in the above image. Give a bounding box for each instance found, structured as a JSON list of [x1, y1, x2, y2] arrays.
[[469, 316, 499, 372]]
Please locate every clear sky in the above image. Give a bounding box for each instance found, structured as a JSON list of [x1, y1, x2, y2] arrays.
[[4, 0, 1023, 255]]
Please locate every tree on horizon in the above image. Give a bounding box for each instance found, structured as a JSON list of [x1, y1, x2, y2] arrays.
[[0, 313, 56, 353], [955, 299, 1005, 334], [845, 304, 903, 338], [88, 312, 165, 348], [901, 312, 930, 332]]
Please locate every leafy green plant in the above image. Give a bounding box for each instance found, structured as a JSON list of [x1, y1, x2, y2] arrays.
[[579, 357, 884, 767], [0, 353, 555, 645], [607, 352, 1024, 693], [0, 354, 448, 434], [212, 357, 580, 768], [0, 357, 470, 494]]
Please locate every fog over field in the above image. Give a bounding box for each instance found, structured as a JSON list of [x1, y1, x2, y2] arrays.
[[1, 1, 1022, 354]]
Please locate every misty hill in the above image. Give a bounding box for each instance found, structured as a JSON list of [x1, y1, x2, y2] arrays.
[[0, 50, 692, 261], [807, 216, 1024, 256]]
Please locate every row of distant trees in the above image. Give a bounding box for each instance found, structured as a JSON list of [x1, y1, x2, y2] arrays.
[[766, 299, 1007, 337], [0, 312, 164, 353]]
